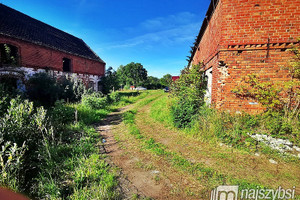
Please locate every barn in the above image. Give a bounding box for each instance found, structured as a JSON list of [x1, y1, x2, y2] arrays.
[[189, 0, 299, 113], [0, 3, 105, 91]]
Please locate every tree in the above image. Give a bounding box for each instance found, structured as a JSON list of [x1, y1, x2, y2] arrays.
[[160, 74, 172, 87], [102, 66, 119, 94], [144, 76, 162, 89], [26, 72, 84, 106], [117, 62, 148, 86], [26, 72, 61, 106]]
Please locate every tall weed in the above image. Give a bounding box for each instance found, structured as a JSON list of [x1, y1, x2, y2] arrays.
[[0, 98, 54, 192], [0, 140, 26, 191]]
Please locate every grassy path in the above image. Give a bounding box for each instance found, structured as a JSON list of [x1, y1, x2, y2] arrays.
[[98, 91, 173, 199], [101, 91, 300, 199]]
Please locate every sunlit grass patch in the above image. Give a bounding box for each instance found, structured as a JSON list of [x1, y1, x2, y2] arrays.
[[28, 91, 155, 199], [122, 93, 300, 198]]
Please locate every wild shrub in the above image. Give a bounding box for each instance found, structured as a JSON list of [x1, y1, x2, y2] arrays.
[[57, 75, 87, 102], [233, 43, 300, 141], [108, 91, 121, 103], [26, 72, 60, 106], [0, 83, 20, 117], [171, 99, 198, 128], [0, 97, 8, 117], [56, 76, 77, 102], [27, 72, 86, 106], [81, 92, 108, 110], [0, 98, 47, 147], [233, 43, 300, 119], [0, 98, 55, 191], [48, 101, 75, 141], [170, 64, 207, 128], [70, 75, 86, 101], [48, 100, 75, 126]]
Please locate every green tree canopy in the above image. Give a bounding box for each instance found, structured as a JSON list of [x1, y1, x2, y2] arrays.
[[144, 76, 162, 89], [160, 74, 172, 87], [117, 62, 148, 86], [102, 66, 119, 94]]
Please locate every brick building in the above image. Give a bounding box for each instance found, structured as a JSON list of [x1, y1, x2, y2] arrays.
[[189, 0, 300, 113], [0, 4, 105, 91]]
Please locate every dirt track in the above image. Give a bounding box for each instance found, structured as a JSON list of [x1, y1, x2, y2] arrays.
[[96, 94, 300, 199], [97, 105, 172, 199]]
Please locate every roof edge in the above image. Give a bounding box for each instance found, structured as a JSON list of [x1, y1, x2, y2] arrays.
[[0, 33, 106, 64], [80, 38, 106, 64], [188, 0, 220, 66], [0, 3, 106, 64]]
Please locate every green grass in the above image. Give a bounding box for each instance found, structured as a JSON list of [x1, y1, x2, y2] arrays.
[[121, 97, 275, 195], [120, 93, 300, 199], [112, 91, 152, 108], [34, 121, 121, 199], [30, 91, 154, 199], [150, 95, 173, 126], [150, 94, 300, 163]]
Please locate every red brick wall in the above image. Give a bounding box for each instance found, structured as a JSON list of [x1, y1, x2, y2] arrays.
[[192, 0, 299, 113], [0, 36, 105, 76], [217, 46, 294, 113], [222, 0, 300, 45]]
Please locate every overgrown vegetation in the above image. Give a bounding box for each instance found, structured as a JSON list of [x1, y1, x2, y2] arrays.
[[26, 73, 86, 106], [164, 50, 300, 157], [101, 62, 173, 94], [121, 92, 290, 198], [0, 43, 19, 66], [233, 43, 299, 118], [231, 43, 300, 146], [0, 71, 150, 199], [170, 64, 207, 128]]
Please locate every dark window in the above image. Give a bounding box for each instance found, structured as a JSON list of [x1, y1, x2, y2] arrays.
[[88, 81, 95, 91], [98, 81, 102, 92], [0, 77, 18, 88], [63, 58, 71, 72], [0, 43, 19, 66]]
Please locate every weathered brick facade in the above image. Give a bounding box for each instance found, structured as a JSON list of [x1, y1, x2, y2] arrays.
[[0, 4, 105, 91], [0, 36, 105, 76], [190, 0, 300, 113]]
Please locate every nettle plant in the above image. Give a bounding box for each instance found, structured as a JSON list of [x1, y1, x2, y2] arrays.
[[233, 42, 300, 119]]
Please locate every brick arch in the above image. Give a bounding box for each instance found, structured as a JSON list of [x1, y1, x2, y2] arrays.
[[0, 39, 22, 55], [0, 42, 21, 66], [0, 39, 22, 50]]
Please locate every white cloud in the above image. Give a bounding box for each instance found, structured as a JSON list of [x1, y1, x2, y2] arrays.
[[141, 12, 197, 31], [103, 12, 200, 50]]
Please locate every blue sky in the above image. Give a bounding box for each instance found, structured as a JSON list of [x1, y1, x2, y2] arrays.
[[2, 0, 209, 78]]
